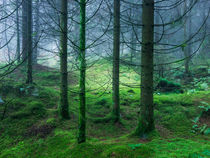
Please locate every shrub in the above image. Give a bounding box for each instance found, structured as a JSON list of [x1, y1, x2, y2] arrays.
[[26, 101, 46, 117], [10, 101, 46, 119], [95, 99, 107, 106], [156, 78, 183, 93]]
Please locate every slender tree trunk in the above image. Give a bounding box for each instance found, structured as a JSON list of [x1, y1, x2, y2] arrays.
[[112, 0, 120, 122], [183, 0, 191, 76], [3, 0, 11, 62], [22, 0, 27, 60], [33, 0, 40, 64], [130, 0, 135, 63], [59, 0, 69, 119], [26, 0, 33, 84], [135, 0, 155, 136], [155, 10, 164, 78], [16, 0, 20, 62], [78, 0, 86, 144], [130, 31, 136, 63]]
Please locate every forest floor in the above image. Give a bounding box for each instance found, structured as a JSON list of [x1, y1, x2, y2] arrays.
[[0, 61, 209, 158]]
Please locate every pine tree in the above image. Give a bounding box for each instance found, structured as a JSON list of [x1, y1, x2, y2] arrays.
[[135, 0, 155, 136], [78, 0, 86, 144], [59, 0, 69, 119], [112, 0, 121, 122], [26, 0, 33, 84]]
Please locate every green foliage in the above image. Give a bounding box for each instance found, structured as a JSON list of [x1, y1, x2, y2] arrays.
[[95, 98, 108, 106], [34, 72, 60, 86], [189, 150, 210, 158], [188, 153, 204, 158], [46, 118, 57, 127], [1, 60, 210, 158], [0, 82, 15, 96], [203, 128, 210, 135], [10, 101, 46, 119], [27, 101, 46, 117], [198, 102, 210, 114], [156, 78, 183, 93], [128, 143, 142, 150], [1, 90, 210, 157], [39, 87, 59, 108], [191, 101, 210, 135]]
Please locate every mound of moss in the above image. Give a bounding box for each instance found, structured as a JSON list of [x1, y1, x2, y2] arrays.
[[10, 101, 46, 119], [102, 144, 154, 158], [156, 78, 184, 93]]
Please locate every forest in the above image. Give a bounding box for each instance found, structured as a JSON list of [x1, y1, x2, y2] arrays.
[[0, 0, 210, 157]]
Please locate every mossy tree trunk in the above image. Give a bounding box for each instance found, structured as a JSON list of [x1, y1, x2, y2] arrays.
[[112, 0, 120, 123], [26, 0, 33, 84], [59, 0, 69, 119], [78, 0, 86, 144], [135, 0, 155, 136]]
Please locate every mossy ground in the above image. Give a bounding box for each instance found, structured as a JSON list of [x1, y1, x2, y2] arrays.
[[0, 61, 209, 158]]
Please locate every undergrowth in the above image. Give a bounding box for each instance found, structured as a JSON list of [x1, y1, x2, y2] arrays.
[[0, 64, 209, 158]]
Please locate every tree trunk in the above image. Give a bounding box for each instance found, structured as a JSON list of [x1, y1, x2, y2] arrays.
[[112, 0, 120, 123], [59, 0, 69, 119], [130, 31, 136, 63], [33, 0, 40, 64], [154, 11, 164, 78], [16, 0, 20, 62], [22, 0, 27, 60], [26, 0, 33, 84], [78, 0, 86, 144], [135, 0, 155, 136], [183, 0, 191, 76]]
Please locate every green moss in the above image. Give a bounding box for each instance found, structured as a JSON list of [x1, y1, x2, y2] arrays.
[[1, 60, 210, 158], [70, 143, 105, 158], [34, 71, 60, 86], [156, 78, 183, 93], [46, 118, 57, 127], [39, 87, 59, 108], [148, 138, 210, 158], [10, 101, 46, 119], [102, 145, 154, 158], [161, 112, 192, 135]]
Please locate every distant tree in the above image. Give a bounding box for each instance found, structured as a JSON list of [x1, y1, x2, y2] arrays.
[[22, 0, 28, 60], [33, 0, 40, 64], [16, 0, 20, 62], [183, 0, 192, 76], [26, 0, 33, 84]]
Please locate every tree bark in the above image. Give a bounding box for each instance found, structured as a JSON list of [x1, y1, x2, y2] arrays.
[[33, 0, 40, 64], [22, 0, 27, 60], [112, 0, 120, 123], [59, 0, 69, 119], [26, 0, 33, 84], [78, 0, 86, 144], [183, 0, 191, 76], [16, 0, 20, 62], [135, 0, 155, 136]]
